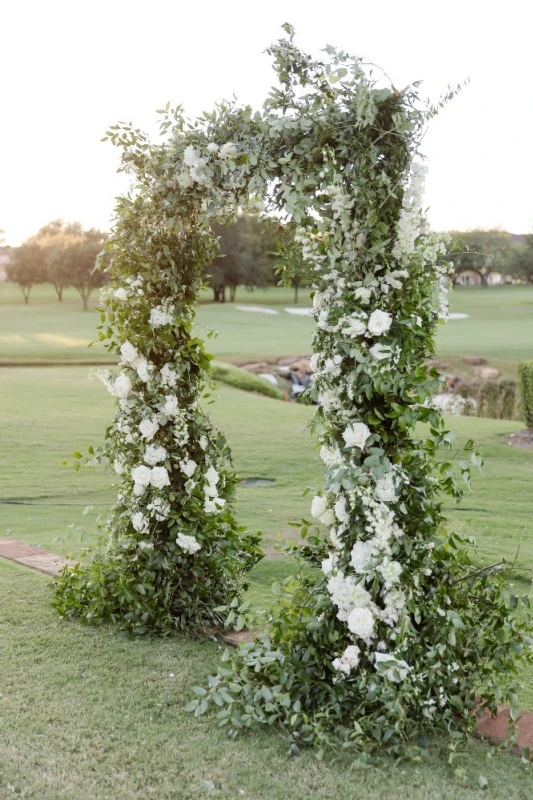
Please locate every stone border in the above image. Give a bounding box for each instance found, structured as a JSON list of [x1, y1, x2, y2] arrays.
[[1, 537, 531, 758]]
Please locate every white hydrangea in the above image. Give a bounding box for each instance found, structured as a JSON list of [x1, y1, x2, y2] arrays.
[[183, 145, 200, 167], [176, 532, 201, 554], [377, 558, 402, 589], [114, 287, 128, 301], [342, 422, 370, 449], [332, 645, 361, 675], [367, 310, 392, 336], [149, 306, 174, 327], [350, 540, 374, 574], [150, 466, 171, 490], [375, 473, 396, 502], [320, 443, 342, 467], [161, 363, 178, 388], [139, 417, 159, 441], [144, 444, 167, 466], [132, 357, 150, 383], [354, 287, 371, 304], [114, 374, 132, 399], [341, 316, 367, 337], [147, 497, 171, 521], [206, 142, 219, 153]]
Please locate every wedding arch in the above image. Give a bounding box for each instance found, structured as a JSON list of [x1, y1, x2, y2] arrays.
[[55, 25, 531, 752]]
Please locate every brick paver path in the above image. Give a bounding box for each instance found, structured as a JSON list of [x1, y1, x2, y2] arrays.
[[1, 536, 531, 758]]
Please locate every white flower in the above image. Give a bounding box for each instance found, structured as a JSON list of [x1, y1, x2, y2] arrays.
[[377, 558, 402, 589], [311, 495, 327, 519], [367, 309, 392, 336], [342, 422, 370, 449], [206, 142, 219, 153], [139, 417, 159, 441], [334, 497, 349, 523], [161, 363, 177, 388], [369, 343, 391, 361], [149, 306, 174, 327], [132, 357, 150, 382], [181, 459, 197, 478], [114, 458, 125, 475], [205, 466, 219, 486], [183, 145, 200, 167], [163, 395, 179, 417], [131, 512, 149, 533], [323, 356, 342, 376], [120, 341, 138, 364], [199, 435, 208, 450], [309, 353, 319, 372], [374, 652, 410, 682], [131, 465, 151, 487], [342, 316, 367, 337], [176, 532, 201, 554], [332, 645, 361, 675], [144, 444, 167, 466], [319, 390, 337, 413], [150, 466, 171, 490], [375, 473, 396, 502], [114, 374, 132, 399], [313, 291, 326, 309], [219, 142, 238, 159], [176, 170, 194, 189], [321, 555, 335, 576], [350, 540, 374, 574], [320, 444, 342, 467], [320, 509, 335, 527], [354, 287, 371, 304], [114, 287, 128, 301], [347, 607, 375, 641], [204, 496, 226, 514], [147, 497, 170, 520]]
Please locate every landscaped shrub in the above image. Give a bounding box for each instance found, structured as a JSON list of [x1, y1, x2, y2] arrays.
[[518, 361, 533, 427], [212, 361, 284, 400], [456, 379, 521, 420]]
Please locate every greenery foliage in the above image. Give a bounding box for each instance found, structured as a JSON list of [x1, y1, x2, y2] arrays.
[[212, 360, 284, 399], [518, 361, 533, 427]]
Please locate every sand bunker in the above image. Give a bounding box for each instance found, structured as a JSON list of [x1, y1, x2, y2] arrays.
[[234, 305, 279, 315]]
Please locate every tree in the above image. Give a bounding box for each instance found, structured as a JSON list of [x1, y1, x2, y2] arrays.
[[67, 228, 108, 309], [29, 219, 85, 301], [505, 235, 533, 283], [6, 242, 46, 303], [446, 229, 513, 285]]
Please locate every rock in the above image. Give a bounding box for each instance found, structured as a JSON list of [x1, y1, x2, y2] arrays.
[[277, 355, 311, 367], [474, 366, 499, 379], [464, 356, 487, 366], [259, 373, 279, 386], [240, 361, 270, 374]]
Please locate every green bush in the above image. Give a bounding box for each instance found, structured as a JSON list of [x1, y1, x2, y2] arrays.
[[518, 361, 533, 427], [211, 361, 284, 400], [456, 379, 521, 420]]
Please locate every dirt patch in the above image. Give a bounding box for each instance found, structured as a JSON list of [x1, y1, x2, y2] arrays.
[[503, 428, 533, 450]]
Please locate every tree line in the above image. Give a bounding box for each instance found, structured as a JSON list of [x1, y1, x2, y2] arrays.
[[446, 229, 533, 285], [4, 220, 533, 308]]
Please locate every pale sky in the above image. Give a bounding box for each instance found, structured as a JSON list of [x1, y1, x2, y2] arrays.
[[1, 0, 532, 246]]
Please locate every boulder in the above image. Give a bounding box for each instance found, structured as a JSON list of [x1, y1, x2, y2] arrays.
[[464, 356, 487, 366], [474, 366, 499, 379]]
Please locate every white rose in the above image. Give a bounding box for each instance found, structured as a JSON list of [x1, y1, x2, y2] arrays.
[[219, 142, 238, 159], [131, 512, 148, 533], [334, 497, 349, 523], [341, 316, 367, 337], [313, 291, 326, 309], [311, 495, 327, 519], [367, 309, 392, 336], [176, 532, 201, 554], [321, 555, 335, 576], [120, 342, 138, 364], [369, 343, 391, 361], [347, 607, 375, 641], [144, 444, 167, 466], [320, 509, 335, 527], [139, 417, 159, 441], [183, 145, 199, 167], [150, 466, 171, 490], [342, 422, 370, 449], [377, 559, 402, 589], [350, 540, 374, 574], [114, 374, 132, 399], [131, 465, 151, 487], [114, 288, 128, 301], [176, 170, 193, 189], [206, 142, 219, 153], [333, 645, 361, 675], [132, 357, 150, 383]]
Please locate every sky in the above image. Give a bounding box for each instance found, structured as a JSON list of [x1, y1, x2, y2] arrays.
[[1, 0, 532, 246]]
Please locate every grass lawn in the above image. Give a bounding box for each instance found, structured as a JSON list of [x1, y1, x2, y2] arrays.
[[2, 282, 532, 368]]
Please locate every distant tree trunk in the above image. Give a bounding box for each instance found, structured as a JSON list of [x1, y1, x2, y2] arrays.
[[229, 285, 237, 302], [21, 285, 32, 304], [294, 284, 299, 304], [53, 284, 64, 301], [77, 286, 91, 310]]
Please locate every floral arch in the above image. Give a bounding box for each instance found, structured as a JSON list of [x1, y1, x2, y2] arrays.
[[55, 26, 531, 753]]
